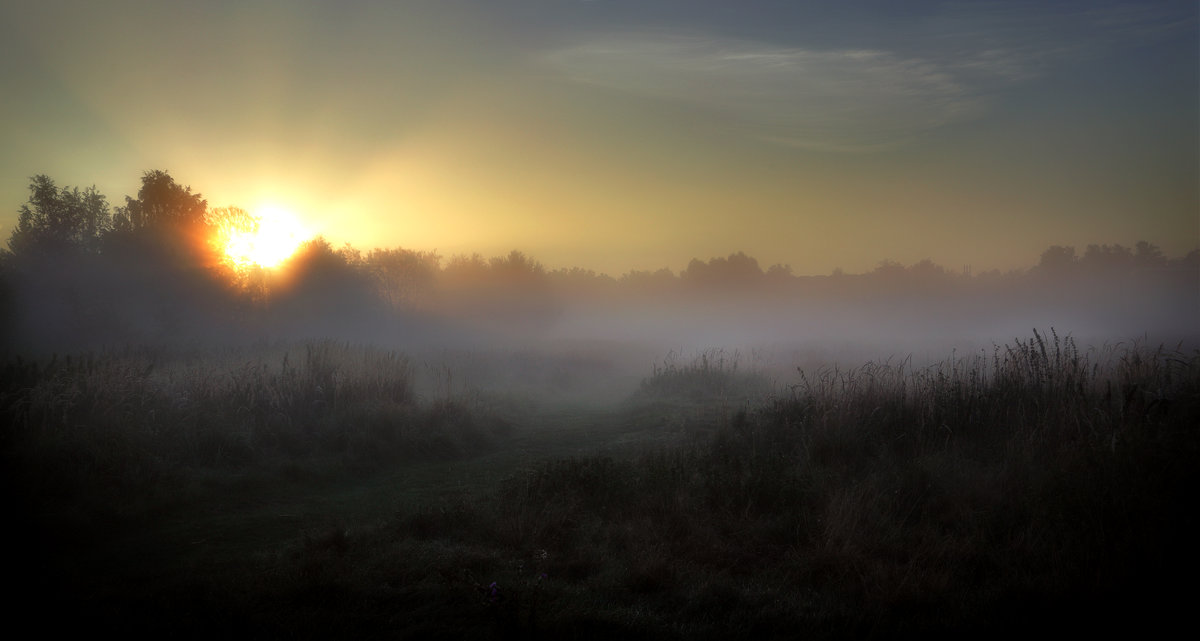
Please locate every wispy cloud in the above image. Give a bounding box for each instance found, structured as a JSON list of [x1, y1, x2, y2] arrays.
[[543, 32, 989, 152], [920, 1, 1195, 79], [540, 2, 1193, 153]]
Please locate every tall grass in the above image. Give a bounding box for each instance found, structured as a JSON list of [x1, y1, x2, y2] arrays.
[[376, 332, 1199, 638], [627, 348, 774, 432], [3, 333, 1196, 638], [1, 341, 508, 513]]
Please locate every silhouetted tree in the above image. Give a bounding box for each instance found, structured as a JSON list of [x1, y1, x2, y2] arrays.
[[7, 175, 111, 256], [1179, 249, 1200, 271], [0, 248, 15, 347], [870, 259, 907, 280], [907, 258, 951, 282], [549, 267, 618, 299], [619, 268, 677, 296], [202, 205, 270, 303], [765, 263, 793, 279], [113, 170, 207, 232], [364, 247, 441, 309], [1134, 241, 1168, 270], [102, 170, 231, 291], [2, 177, 123, 349], [206, 205, 257, 244], [682, 251, 763, 288], [1035, 245, 1078, 276], [282, 237, 357, 287], [488, 250, 546, 283], [436, 250, 560, 331], [271, 237, 386, 332], [442, 253, 490, 286], [1081, 244, 1134, 273]]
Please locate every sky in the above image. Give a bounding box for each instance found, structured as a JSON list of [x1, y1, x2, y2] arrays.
[[1, 0, 1196, 276]]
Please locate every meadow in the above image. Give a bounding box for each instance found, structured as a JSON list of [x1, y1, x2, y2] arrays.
[[3, 331, 1197, 639]]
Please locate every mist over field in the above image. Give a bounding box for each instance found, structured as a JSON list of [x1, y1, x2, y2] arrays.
[[4, 175, 1196, 354], [2, 171, 1196, 427], [2, 176, 1198, 639], [2, 1, 1198, 637]]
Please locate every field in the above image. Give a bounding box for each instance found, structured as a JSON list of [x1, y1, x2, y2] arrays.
[[3, 331, 1198, 639]]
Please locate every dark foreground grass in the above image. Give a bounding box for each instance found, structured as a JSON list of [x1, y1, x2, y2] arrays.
[[2, 340, 511, 509], [369, 333, 1199, 639], [4, 333, 1198, 639]]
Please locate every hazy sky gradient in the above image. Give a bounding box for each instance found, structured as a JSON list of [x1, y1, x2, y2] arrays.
[[1, 0, 1195, 275]]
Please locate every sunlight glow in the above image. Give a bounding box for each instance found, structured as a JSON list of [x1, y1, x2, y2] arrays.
[[224, 204, 309, 269]]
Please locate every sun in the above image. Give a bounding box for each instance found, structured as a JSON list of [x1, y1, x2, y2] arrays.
[[223, 204, 309, 269]]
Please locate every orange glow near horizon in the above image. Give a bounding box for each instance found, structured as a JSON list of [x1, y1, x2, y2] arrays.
[[223, 204, 309, 270]]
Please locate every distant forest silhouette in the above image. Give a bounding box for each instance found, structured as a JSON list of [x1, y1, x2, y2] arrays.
[[2, 171, 1197, 352]]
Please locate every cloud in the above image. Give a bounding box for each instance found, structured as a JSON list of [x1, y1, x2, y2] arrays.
[[540, 1, 1195, 153], [919, 1, 1195, 77], [543, 32, 987, 152]]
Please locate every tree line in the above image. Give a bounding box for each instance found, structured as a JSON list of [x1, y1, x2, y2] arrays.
[[2, 171, 1197, 351]]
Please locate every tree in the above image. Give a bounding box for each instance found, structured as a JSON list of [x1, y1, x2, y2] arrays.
[[7, 175, 111, 256], [113, 170, 207, 232], [1133, 241, 1168, 270], [765, 263, 793, 279], [269, 236, 388, 334], [488, 250, 546, 284], [870, 259, 907, 280], [108, 170, 221, 271], [206, 205, 258, 241], [682, 251, 764, 288], [549, 266, 618, 298], [364, 247, 442, 309], [441, 253, 489, 289], [619, 268, 676, 294], [1178, 249, 1200, 271], [1034, 245, 1077, 276], [1081, 244, 1133, 273], [908, 258, 949, 281]]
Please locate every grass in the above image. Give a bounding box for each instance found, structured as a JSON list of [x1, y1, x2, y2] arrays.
[[3, 332, 1198, 638], [2, 340, 512, 496], [625, 348, 774, 434]]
